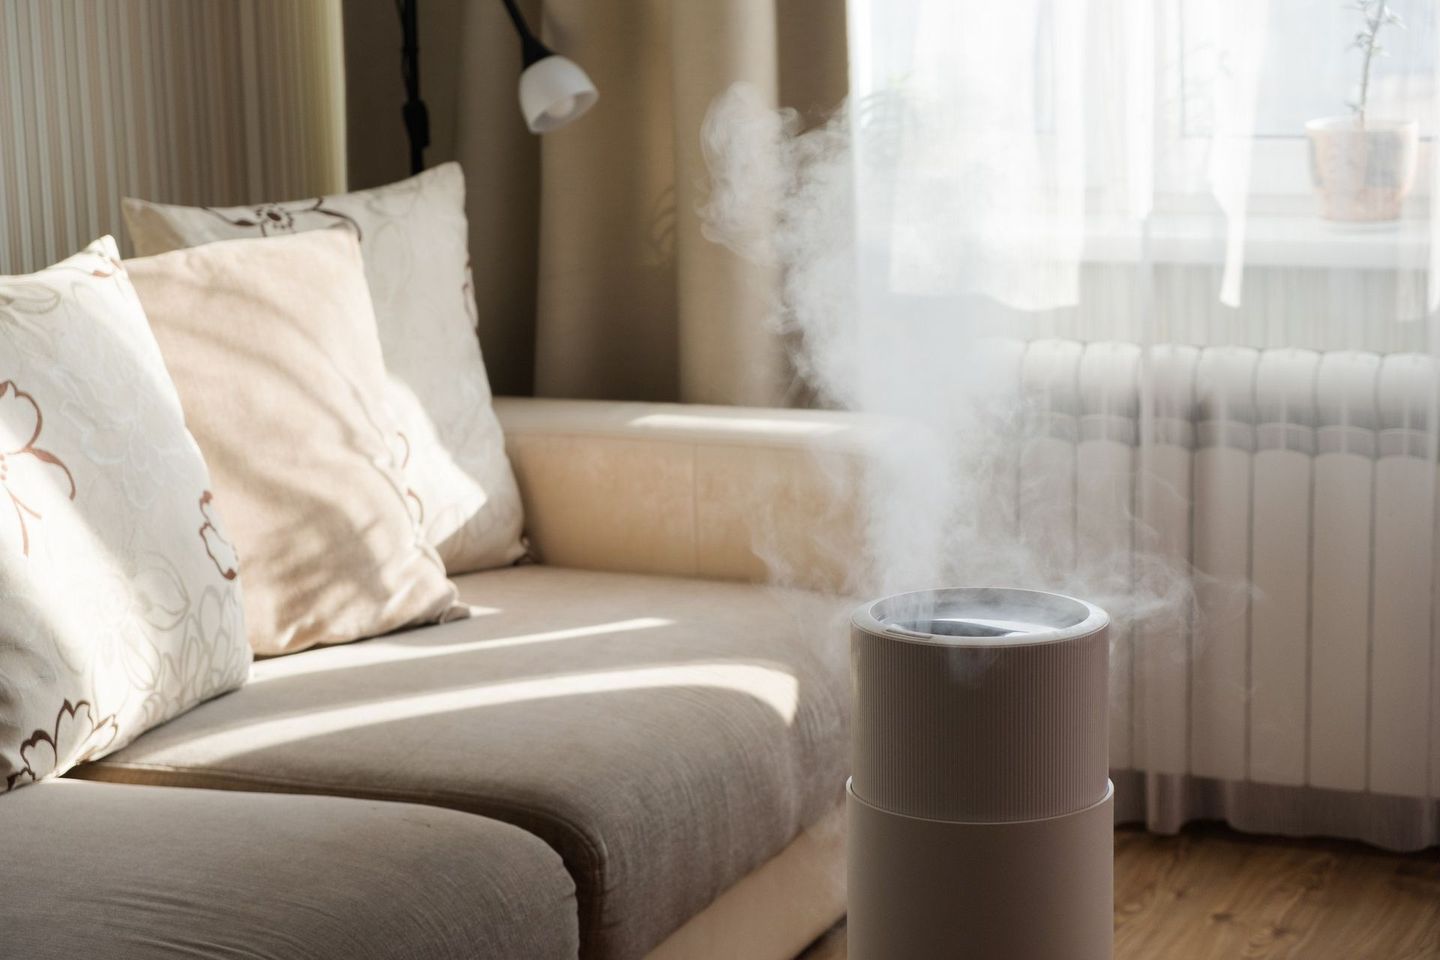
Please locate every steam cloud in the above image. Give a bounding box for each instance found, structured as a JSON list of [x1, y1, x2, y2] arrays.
[[699, 82, 1200, 631]]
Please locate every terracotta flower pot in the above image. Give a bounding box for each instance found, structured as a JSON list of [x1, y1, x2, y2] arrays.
[[1306, 115, 1419, 222]]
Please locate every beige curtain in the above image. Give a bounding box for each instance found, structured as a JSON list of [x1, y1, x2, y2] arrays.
[[0, 0, 346, 275], [454, 0, 848, 404]]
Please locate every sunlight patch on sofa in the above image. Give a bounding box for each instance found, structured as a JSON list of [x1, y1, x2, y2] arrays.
[[179, 661, 800, 759], [249, 618, 677, 683], [628, 412, 852, 439]]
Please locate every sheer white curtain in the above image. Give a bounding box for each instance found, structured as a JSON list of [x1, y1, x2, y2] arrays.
[[837, 0, 1440, 848]]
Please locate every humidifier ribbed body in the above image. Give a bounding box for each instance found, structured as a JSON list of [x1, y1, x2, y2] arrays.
[[847, 588, 1112, 960]]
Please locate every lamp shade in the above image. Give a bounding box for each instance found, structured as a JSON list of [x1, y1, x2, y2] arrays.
[[518, 55, 598, 133]]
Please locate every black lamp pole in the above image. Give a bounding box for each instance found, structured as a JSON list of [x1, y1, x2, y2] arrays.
[[399, 0, 429, 175], [499, 0, 557, 70]]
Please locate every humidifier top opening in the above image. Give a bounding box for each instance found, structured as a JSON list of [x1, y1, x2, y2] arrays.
[[856, 587, 1108, 647]]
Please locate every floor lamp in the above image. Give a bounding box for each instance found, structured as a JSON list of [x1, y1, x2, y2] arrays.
[[399, 0, 599, 174]]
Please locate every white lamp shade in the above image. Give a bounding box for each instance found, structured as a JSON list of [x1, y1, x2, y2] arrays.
[[518, 55, 598, 133]]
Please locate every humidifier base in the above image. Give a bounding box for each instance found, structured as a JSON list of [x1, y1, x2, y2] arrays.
[[846, 779, 1114, 960]]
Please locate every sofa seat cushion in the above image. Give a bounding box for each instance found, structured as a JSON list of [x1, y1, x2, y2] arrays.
[[80, 566, 850, 960], [0, 778, 578, 960]]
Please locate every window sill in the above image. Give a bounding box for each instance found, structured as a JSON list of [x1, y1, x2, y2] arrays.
[[1081, 213, 1432, 271]]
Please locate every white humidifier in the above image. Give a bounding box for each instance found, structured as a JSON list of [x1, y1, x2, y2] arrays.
[[847, 587, 1112, 960]]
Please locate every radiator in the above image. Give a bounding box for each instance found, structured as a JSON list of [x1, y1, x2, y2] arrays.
[[1001, 340, 1440, 807]]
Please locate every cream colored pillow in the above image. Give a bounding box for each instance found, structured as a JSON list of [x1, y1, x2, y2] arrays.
[[123, 163, 525, 574], [0, 237, 251, 792], [125, 229, 463, 657]]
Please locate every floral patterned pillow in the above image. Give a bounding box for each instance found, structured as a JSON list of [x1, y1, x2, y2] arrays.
[[122, 162, 527, 575], [0, 237, 251, 792]]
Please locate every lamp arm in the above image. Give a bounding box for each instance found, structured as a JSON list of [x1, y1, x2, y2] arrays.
[[398, 0, 589, 156], [498, 0, 555, 67]]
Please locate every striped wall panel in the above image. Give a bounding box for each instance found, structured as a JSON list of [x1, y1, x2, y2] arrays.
[[0, 0, 345, 274], [1014, 339, 1440, 822]]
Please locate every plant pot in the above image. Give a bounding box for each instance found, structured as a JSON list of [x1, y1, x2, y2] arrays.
[[1306, 116, 1419, 222]]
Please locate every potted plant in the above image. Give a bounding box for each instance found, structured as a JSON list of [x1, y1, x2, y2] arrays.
[[1306, 0, 1418, 221]]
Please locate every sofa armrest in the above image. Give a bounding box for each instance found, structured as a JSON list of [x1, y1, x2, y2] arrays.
[[494, 397, 879, 592]]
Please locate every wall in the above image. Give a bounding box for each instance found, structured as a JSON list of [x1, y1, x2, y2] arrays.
[[0, 0, 346, 272]]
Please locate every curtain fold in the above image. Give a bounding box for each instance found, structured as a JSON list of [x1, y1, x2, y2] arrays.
[[0, 0, 346, 274], [513, 0, 847, 404]]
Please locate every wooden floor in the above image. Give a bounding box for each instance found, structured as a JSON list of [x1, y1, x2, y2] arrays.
[[799, 824, 1440, 959]]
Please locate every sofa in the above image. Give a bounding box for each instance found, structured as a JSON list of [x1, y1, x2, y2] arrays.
[[3, 396, 876, 960]]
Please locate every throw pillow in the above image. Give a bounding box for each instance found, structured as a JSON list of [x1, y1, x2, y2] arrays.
[[124, 228, 463, 656], [123, 162, 526, 574], [0, 237, 251, 791]]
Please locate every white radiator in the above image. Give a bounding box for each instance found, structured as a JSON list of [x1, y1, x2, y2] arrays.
[[1003, 340, 1440, 813]]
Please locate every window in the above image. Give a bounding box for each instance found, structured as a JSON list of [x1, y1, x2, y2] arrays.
[[1176, 0, 1436, 201]]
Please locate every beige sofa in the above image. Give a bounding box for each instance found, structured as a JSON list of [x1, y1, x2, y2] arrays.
[[4, 397, 876, 960]]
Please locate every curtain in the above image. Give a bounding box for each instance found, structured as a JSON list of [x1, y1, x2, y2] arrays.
[[0, 0, 346, 275], [705, 0, 1440, 848], [469, 0, 848, 404]]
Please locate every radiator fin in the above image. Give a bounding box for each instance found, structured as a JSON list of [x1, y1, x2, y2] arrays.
[[1015, 341, 1438, 802]]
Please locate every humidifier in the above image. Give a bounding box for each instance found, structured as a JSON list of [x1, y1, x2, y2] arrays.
[[847, 587, 1112, 960]]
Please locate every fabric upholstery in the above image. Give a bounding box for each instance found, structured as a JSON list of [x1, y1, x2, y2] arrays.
[[0, 237, 250, 791], [123, 163, 526, 574], [124, 229, 461, 656], [494, 397, 880, 593], [0, 778, 578, 960], [81, 565, 851, 960]]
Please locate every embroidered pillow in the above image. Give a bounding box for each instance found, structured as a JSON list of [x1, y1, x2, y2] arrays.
[[123, 162, 526, 575], [123, 228, 464, 657], [0, 237, 251, 792]]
